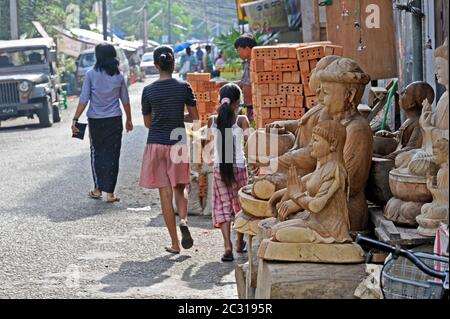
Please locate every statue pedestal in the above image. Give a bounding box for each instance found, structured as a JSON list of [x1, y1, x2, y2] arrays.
[[257, 240, 365, 263], [384, 168, 432, 226], [255, 261, 366, 299]]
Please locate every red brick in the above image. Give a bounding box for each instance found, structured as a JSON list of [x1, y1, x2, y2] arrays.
[[259, 107, 271, 119], [256, 72, 283, 84], [288, 47, 298, 59], [261, 95, 286, 108], [270, 108, 280, 118], [301, 72, 311, 86], [305, 96, 319, 109], [187, 73, 211, 81], [278, 84, 303, 95], [280, 107, 305, 120], [257, 84, 269, 96], [309, 59, 318, 71], [296, 45, 325, 61], [197, 91, 210, 102], [264, 59, 273, 71], [291, 72, 301, 83], [269, 83, 278, 95], [253, 59, 266, 72], [303, 84, 316, 97], [252, 46, 280, 60], [273, 59, 299, 72], [189, 81, 198, 91], [299, 61, 310, 73], [283, 72, 292, 83], [278, 47, 289, 59]]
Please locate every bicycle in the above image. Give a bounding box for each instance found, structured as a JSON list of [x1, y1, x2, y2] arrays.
[[356, 234, 449, 299]]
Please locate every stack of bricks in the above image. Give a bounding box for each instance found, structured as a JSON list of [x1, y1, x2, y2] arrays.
[[297, 44, 343, 111], [251, 43, 343, 128], [186, 73, 228, 204], [186, 73, 224, 127]]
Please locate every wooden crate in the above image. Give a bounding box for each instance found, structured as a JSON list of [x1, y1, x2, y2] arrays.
[[261, 95, 286, 108], [256, 72, 283, 84], [278, 84, 303, 96], [280, 107, 305, 120], [187, 73, 211, 81], [296, 45, 325, 62], [272, 59, 299, 72]]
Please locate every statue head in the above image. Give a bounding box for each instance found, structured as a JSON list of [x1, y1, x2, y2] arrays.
[[400, 81, 435, 113], [317, 58, 370, 117], [309, 55, 342, 94], [435, 39, 449, 87], [311, 120, 347, 162], [432, 138, 449, 166]]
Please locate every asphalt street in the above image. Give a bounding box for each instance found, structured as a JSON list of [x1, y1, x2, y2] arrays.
[[0, 75, 245, 298]]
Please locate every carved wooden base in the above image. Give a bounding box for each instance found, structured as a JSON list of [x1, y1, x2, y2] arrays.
[[257, 239, 365, 263], [384, 197, 424, 226], [255, 260, 366, 299]]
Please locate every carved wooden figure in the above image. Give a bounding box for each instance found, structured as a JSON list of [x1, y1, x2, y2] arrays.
[[270, 120, 352, 244]]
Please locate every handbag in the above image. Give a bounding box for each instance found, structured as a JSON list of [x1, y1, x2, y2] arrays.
[[72, 122, 87, 140]]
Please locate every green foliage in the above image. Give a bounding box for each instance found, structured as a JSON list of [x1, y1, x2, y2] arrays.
[[214, 29, 279, 71]]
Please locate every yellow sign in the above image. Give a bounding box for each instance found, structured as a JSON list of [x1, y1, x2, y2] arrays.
[[236, 0, 253, 25]]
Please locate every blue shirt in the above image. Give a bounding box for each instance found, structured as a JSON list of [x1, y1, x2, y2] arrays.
[[79, 68, 130, 119]]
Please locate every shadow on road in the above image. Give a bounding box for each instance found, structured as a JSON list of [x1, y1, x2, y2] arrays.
[[181, 261, 235, 290], [100, 254, 191, 293]]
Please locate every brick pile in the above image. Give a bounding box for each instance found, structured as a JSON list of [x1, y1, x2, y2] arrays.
[[251, 43, 343, 128]]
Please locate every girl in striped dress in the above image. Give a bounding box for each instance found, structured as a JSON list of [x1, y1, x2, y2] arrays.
[[207, 83, 250, 262]]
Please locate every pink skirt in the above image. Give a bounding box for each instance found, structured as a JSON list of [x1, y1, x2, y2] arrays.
[[139, 144, 190, 189], [212, 166, 248, 225]]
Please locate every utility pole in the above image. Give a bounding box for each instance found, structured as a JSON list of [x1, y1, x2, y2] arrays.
[[168, 0, 172, 44], [143, 1, 148, 50], [9, 0, 19, 40], [102, 0, 107, 40]]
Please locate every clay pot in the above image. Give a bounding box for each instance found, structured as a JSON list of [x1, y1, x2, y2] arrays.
[[246, 129, 296, 159], [388, 168, 432, 203], [238, 185, 273, 218], [373, 136, 398, 156]]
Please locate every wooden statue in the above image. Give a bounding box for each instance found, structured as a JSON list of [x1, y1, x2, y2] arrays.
[[384, 41, 448, 226], [416, 138, 449, 237], [270, 120, 352, 244], [375, 82, 435, 163], [268, 58, 373, 231]]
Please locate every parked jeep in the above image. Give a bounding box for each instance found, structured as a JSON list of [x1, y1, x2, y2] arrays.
[[0, 37, 61, 127]]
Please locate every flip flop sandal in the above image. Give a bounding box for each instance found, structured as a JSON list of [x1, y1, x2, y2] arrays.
[[179, 223, 194, 249], [106, 197, 120, 203], [88, 191, 102, 199], [221, 252, 234, 262], [165, 246, 180, 254]]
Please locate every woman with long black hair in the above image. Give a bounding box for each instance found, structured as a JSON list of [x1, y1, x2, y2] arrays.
[[207, 83, 250, 262], [139, 45, 199, 254], [71, 43, 133, 203]]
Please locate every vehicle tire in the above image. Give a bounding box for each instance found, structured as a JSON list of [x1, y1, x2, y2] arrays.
[[52, 104, 61, 123], [37, 97, 52, 128]]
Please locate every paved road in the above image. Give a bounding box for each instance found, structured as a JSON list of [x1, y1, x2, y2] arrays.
[[0, 76, 245, 298]]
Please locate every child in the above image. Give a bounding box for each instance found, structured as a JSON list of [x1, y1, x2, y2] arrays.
[[207, 83, 250, 262], [140, 45, 199, 254], [234, 34, 257, 122]]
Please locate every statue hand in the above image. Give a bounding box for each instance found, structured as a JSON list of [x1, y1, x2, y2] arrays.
[[422, 99, 432, 112], [278, 200, 301, 221], [269, 188, 287, 216], [422, 111, 433, 127], [266, 121, 286, 134], [287, 166, 302, 199]]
